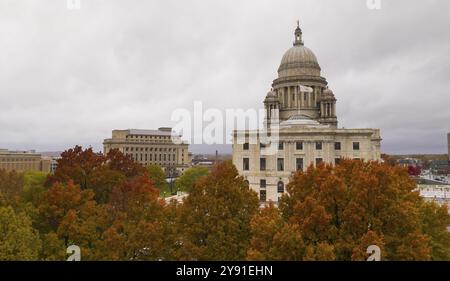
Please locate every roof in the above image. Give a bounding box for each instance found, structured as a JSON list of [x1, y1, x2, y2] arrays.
[[278, 45, 321, 78], [128, 129, 178, 137], [280, 114, 328, 128]]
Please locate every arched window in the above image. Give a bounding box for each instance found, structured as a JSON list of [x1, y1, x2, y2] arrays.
[[277, 181, 284, 193]]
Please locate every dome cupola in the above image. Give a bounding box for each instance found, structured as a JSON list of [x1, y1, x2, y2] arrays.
[[277, 22, 321, 78]]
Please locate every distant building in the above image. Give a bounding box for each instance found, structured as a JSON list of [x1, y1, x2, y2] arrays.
[[103, 128, 191, 174], [0, 149, 51, 173], [397, 158, 420, 168], [415, 178, 450, 211], [191, 151, 222, 170], [50, 157, 60, 173], [430, 160, 449, 175]]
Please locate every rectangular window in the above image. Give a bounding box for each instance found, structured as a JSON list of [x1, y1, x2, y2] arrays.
[[243, 158, 250, 171], [296, 158, 304, 171], [277, 158, 284, 171], [277, 181, 284, 193], [260, 190, 267, 202], [335, 142, 341, 150], [260, 179, 266, 188], [335, 158, 341, 165], [278, 142, 284, 150], [296, 141, 303, 150], [260, 142, 266, 149], [353, 142, 360, 150], [243, 143, 249, 150], [316, 158, 323, 165], [316, 142, 322, 150], [260, 158, 266, 171]]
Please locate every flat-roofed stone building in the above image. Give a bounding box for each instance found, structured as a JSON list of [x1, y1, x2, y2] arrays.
[[103, 127, 191, 174], [232, 23, 382, 203], [0, 149, 51, 173]]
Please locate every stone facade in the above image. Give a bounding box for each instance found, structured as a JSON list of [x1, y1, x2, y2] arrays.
[[0, 149, 51, 173], [232, 23, 382, 203], [103, 127, 191, 175]]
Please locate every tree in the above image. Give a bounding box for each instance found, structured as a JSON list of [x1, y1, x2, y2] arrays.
[[0, 169, 24, 206], [45, 146, 146, 203], [100, 175, 169, 260], [45, 146, 105, 189], [146, 165, 168, 192], [278, 159, 443, 261], [106, 149, 146, 178], [247, 203, 304, 261], [39, 232, 66, 261], [0, 206, 41, 260], [408, 165, 421, 176], [178, 161, 259, 260], [175, 166, 209, 193], [38, 181, 97, 232], [37, 181, 110, 260], [419, 201, 450, 260], [108, 175, 162, 221], [21, 170, 48, 207]]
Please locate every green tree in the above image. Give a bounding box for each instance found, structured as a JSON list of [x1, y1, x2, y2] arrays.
[[146, 164, 168, 192], [21, 170, 48, 207], [0, 206, 41, 260], [175, 166, 209, 193]]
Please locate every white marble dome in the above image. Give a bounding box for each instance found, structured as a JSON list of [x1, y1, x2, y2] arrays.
[[278, 45, 321, 78], [277, 24, 321, 78]]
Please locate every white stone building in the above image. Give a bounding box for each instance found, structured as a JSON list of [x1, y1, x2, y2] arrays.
[[103, 127, 191, 175], [232, 23, 382, 203]]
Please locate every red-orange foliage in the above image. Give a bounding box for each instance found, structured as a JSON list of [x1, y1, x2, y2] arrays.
[[277, 159, 434, 260]]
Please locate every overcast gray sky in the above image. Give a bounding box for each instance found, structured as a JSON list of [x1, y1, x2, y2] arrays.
[[0, 0, 449, 154]]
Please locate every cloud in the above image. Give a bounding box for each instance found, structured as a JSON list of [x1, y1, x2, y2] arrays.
[[0, 0, 449, 154]]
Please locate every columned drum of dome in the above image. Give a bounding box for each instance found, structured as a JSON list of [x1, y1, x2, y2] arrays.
[[270, 22, 336, 127]]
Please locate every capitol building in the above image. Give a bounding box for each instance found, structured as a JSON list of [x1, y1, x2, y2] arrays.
[[232, 23, 382, 203]]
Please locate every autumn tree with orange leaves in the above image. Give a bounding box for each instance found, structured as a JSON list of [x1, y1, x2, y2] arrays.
[[1, 145, 449, 261], [247, 159, 450, 261], [177, 161, 259, 261]]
